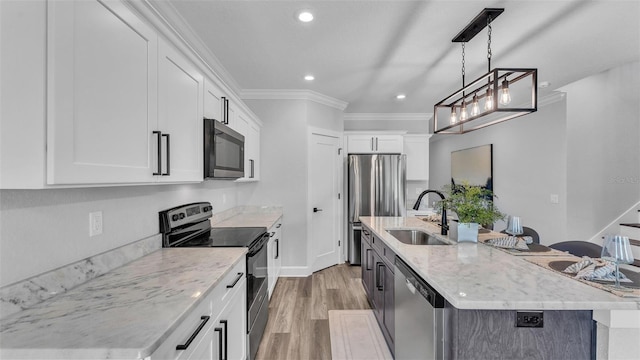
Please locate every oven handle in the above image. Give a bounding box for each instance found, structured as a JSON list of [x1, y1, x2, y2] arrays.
[[226, 272, 244, 288]]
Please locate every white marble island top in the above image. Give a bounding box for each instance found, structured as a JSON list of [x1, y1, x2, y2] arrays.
[[0, 248, 247, 359], [361, 216, 640, 311]]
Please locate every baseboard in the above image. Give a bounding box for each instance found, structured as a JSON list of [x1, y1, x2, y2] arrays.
[[279, 266, 312, 277]]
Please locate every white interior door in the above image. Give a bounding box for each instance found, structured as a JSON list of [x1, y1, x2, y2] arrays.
[[310, 132, 342, 273]]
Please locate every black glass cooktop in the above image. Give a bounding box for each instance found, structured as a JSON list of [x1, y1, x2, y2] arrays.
[[176, 226, 267, 248]]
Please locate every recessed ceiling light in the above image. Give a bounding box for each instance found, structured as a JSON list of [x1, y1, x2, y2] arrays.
[[539, 81, 551, 88], [297, 11, 314, 23], [396, 94, 406, 100], [304, 74, 315, 81]]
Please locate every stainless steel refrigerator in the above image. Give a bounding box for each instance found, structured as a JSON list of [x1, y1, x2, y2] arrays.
[[348, 154, 406, 264]]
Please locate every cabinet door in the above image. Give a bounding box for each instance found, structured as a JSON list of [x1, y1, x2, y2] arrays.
[[180, 323, 215, 360], [404, 135, 430, 181], [204, 79, 224, 123], [247, 120, 261, 180], [47, 0, 158, 184], [158, 39, 204, 182], [347, 135, 375, 153], [218, 278, 247, 360], [361, 233, 374, 302], [267, 237, 275, 299], [372, 252, 385, 321], [382, 264, 395, 349], [375, 135, 403, 153]]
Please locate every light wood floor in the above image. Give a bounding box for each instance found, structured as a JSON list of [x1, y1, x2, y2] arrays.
[[255, 264, 371, 360]]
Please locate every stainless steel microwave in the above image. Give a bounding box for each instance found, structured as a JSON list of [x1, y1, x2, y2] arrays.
[[204, 119, 244, 179]]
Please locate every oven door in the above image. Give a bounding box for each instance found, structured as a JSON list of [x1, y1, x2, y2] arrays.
[[247, 233, 268, 327]]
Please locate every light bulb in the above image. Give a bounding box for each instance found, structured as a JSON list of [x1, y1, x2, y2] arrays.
[[484, 87, 493, 110], [500, 78, 511, 105], [460, 102, 468, 121], [450, 107, 457, 125], [471, 94, 479, 116]]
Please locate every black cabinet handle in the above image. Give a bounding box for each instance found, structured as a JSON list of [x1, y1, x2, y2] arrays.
[[153, 131, 162, 175], [221, 97, 228, 124], [365, 249, 372, 270], [269, 231, 275, 238], [215, 326, 223, 359], [313, 207, 323, 213], [220, 320, 228, 360], [176, 315, 210, 350], [276, 223, 282, 229], [226, 272, 243, 288], [249, 159, 254, 178], [376, 263, 385, 291], [162, 133, 170, 176], [275, 238, 279, 259], [363, 229, 370, 236], [370, 137, 374, 151]]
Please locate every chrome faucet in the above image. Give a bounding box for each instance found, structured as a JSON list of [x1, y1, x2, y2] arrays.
[[413, 190, 448, 235]]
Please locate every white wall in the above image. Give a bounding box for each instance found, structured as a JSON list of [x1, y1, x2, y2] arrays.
[[0, 182, 238, 287], [240, 99, 344, 273], [429, 95, 568, 244], [563, 61, 640, 240], [344, 119, 428, 133]]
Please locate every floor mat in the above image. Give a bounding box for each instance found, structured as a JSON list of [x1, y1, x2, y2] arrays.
[[328, 310, 393, 360]]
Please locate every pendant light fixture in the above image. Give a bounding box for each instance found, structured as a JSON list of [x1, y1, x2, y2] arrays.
[[433, 8, 537, 134]]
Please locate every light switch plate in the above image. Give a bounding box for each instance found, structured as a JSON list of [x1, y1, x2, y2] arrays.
[[89, 211, 103, 237]]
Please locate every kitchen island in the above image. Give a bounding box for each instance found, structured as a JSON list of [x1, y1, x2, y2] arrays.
[[361, 216, 640, 359]]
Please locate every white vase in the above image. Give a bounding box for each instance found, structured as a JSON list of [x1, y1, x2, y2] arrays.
[[457, 222, 479, 243]]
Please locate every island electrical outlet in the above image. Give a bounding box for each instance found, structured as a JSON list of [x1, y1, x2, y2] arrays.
[[516, 311, 543, 328]]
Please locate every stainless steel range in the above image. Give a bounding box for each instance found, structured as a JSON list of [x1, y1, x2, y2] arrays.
[[159, 202, 269, 360]]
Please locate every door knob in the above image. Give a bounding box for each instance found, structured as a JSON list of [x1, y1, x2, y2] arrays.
[[313, 207, 323, 213]]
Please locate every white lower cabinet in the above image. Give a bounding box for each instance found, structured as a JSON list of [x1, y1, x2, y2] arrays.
[[267, 218, 283, 298], [149, 260, 246, 360]]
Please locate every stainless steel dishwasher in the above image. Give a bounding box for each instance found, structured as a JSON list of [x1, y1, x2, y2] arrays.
[[394, 257, 446, 360]]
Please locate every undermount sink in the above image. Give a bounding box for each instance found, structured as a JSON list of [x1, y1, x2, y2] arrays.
[[386, 229, 450, 245]]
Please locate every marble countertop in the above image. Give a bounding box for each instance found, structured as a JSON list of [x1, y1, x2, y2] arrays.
[[213, 206, 283, 229], [0, 247, 247, 359], [361, 216, 640, 310]]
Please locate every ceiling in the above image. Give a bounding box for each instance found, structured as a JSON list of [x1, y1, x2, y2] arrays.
[[161, 0, 640, 114]]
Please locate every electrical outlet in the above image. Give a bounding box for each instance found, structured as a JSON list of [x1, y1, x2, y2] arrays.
[[550, 194, 559, 204], [89, 211, 103, 237], [516, 311, 543, 328]]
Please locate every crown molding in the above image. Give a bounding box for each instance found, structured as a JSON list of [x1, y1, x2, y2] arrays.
[[344, 113, 432, 121], [538, 91, 566, 107], [240, 89, 349, 111]]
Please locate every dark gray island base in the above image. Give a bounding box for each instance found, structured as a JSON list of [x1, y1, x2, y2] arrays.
[[445, 306, 593, 360]]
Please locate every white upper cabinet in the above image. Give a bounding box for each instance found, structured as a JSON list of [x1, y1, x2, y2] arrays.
[[204, 78, 224, 124], [157, 39, 204, 182], [46, 0, 158, 184], [404, 135, 431, 181], [347, 134, 403, 154], [235, 109, 261, 182]]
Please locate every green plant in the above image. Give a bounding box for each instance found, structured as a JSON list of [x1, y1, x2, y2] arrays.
[[435, 182, 505, 225]]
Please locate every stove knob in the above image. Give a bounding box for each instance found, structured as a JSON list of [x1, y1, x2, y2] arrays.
[[171, 214, 179, 221], [179, 213, 185, 219], [203, 206, 211, 212]]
